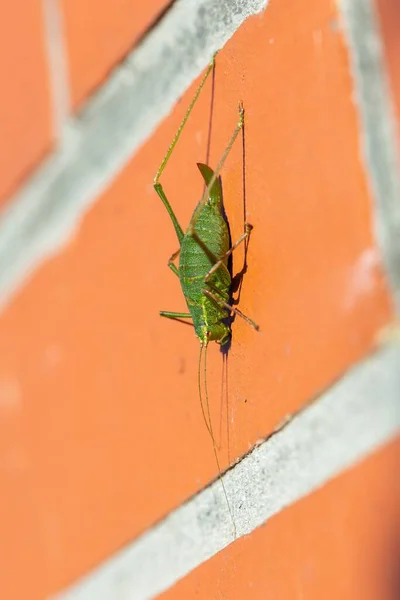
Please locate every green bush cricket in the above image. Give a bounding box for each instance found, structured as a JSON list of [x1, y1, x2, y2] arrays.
[[153, 55, 259, 538]]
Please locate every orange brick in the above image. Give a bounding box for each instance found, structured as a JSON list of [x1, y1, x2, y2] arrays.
[[0, 0, 395, 598], [376, 0, 400, 127], [0, 1, 52, 207], [61, 0, 171, 107], [159, 437, 400, 600]]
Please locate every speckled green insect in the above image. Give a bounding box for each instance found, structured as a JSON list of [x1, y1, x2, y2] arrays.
[[154, 57, 258, 350], [153, 56, 258, 537]]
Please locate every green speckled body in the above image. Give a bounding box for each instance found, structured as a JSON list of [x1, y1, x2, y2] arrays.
[[153, 62, 252, 539], [179, 164, 231, 345]]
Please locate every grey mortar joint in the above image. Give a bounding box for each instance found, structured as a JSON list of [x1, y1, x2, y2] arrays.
[[340, 0, 400, 313], [0, 0, 268, 311]]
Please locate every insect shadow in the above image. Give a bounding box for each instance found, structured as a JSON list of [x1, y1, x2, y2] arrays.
[[203, 63, 254, 472], [201, 58, 253, 357], [216, 99, 252, 356]]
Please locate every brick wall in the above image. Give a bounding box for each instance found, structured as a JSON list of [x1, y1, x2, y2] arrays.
[[0, 1, 399, 599]]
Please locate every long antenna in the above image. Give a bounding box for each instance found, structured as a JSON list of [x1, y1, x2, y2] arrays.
[[197, 343, 213, 438], [201, 342, 236, 538]]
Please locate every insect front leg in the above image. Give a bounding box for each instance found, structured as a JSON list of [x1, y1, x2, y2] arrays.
[[203, 287, 260, 331], [160, 311, 192, 319]]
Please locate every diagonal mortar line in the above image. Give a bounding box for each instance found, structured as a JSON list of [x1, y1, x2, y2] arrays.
[[339, 0, 400, 313], [0, 0, 268, 312], [52, 341, 400, 600]]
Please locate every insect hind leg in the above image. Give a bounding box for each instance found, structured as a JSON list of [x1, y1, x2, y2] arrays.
[[153, 56, 215, 186], [153, 56, 216, 245], [188, 103, 245, 233]]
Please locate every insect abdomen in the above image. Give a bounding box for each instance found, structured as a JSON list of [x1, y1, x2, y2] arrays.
[[180, 202, 229, 285], [180, 202, 231, 340]]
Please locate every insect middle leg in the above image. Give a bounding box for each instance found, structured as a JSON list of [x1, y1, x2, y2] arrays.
[[160, 246, 190, 318], [167, 248, 180, 277], [188, 223, 257, 330], [205, 223, 253, 283]]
